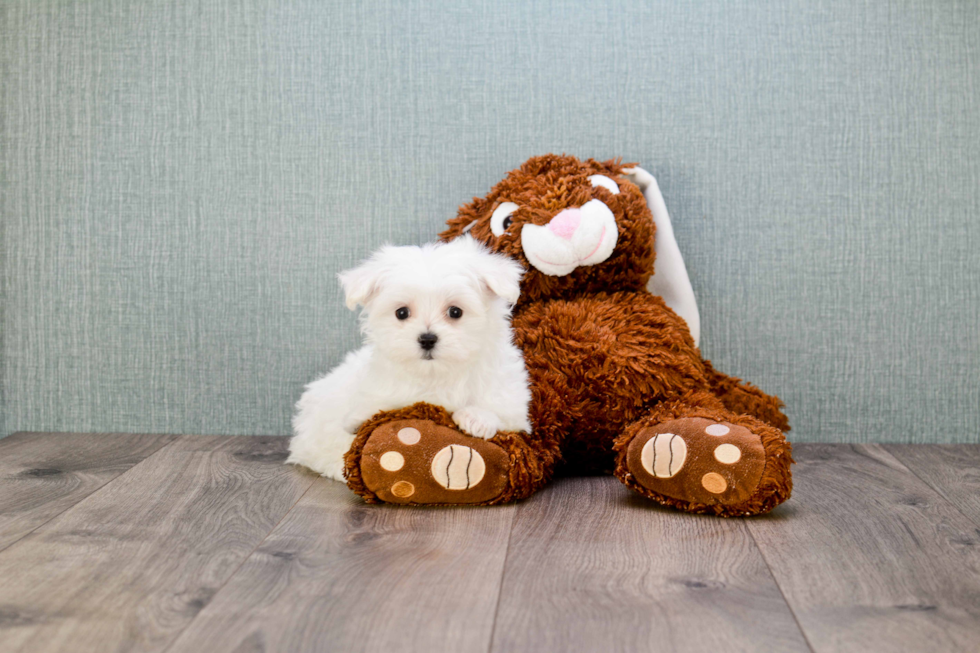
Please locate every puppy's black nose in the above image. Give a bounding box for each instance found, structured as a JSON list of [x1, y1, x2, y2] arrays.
[[418, 332, 438, 350]]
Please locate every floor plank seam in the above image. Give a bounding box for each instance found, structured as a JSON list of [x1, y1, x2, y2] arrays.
[[0, 434, 180, 556], [159, 474, 319, 653], [743, 520, 817, 653], [882, 445, 980, 532], [484, 504, 518, 653]]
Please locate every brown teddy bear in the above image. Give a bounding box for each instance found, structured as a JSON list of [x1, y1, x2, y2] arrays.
[[345, 154, 793, 516]]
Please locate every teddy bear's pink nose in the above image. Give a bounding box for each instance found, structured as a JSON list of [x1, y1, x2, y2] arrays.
[[548, 208, 581, 240]]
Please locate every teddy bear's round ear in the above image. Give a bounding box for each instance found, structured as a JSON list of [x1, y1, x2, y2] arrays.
[[622, 167, 701, 347]]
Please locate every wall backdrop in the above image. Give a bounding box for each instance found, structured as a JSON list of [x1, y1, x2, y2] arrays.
[[2, 0, 978, 442]]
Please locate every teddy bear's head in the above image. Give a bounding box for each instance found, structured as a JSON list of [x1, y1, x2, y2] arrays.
[[440, 154, 655, 304]]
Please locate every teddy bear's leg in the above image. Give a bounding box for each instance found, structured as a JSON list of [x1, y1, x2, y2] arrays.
[[344, 402, 556, 506], [703, 360, 790, 432], [613, 393, 793, 517]]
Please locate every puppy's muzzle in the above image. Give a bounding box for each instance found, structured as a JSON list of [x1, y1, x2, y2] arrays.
[[418, 332, 438, 352]]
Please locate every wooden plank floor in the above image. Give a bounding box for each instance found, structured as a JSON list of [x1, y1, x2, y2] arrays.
[[1, 434, 979, 653]]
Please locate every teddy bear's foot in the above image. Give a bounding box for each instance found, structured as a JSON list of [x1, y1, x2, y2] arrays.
[[355, 419, 511, 505], [616, 415, 792, 517]]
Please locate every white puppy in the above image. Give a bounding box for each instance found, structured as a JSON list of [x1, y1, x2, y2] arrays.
[[287, 236, 532, 481]]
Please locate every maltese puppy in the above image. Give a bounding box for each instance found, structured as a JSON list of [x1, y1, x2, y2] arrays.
[[287, 236, 532, 481]]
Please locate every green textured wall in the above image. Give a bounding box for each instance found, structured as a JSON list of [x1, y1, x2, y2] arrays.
[[2, 0, 978, 442]]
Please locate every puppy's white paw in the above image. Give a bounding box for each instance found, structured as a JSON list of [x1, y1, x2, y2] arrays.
[[342, 413, 367, 433], [286, 441, 350, 483], [452, 406, 501, 440], [319, 458, 348, 482]]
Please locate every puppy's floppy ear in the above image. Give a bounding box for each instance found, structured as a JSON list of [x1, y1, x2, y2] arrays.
[[338, 247, 397, 310], [459, 235, 524, 304]]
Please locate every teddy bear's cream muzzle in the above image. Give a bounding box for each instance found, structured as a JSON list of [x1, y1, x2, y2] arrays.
[[520, 199, 619, 277]]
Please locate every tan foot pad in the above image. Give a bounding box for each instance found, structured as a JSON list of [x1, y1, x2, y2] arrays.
[[626, 418, 766, 506], [360, 420, 510, 504]]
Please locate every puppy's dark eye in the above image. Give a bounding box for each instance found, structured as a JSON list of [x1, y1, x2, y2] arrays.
[[395, 307, 410, 320], [447, 306, 463, 319], [502, 217, 512, 231]]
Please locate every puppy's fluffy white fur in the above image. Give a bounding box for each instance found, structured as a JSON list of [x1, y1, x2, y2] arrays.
[[287, 236, 532, 481]]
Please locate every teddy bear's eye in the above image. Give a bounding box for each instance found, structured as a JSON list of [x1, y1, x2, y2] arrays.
[[588, 175, 620, 195], [490, 202, 519, 236]]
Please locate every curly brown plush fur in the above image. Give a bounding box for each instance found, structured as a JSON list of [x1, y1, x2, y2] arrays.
[[346, 154, 792, 516]]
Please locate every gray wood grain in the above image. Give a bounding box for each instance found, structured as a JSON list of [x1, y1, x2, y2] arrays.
[[0, 435, 314, 653], [490, 476, 811, 653], [167, 478, 516, 653], [746, 444, 980, 652], [4, 439, 979, 653], [0, 432, 178, 552], [884, 444, 980, 528]]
